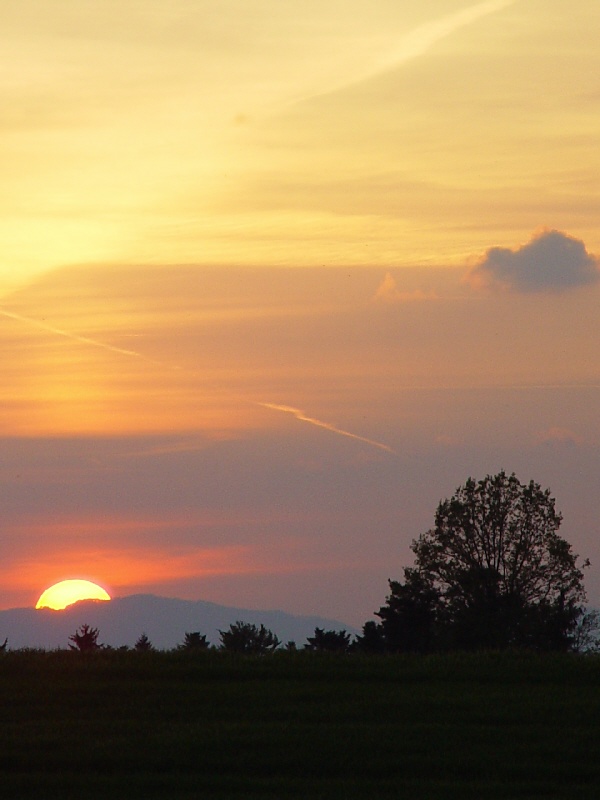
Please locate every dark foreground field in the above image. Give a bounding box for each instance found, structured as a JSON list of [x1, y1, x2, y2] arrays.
[[2, 650, 600, 799]]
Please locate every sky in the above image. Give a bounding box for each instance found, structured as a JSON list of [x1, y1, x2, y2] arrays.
[[1, 0, 600, 627]]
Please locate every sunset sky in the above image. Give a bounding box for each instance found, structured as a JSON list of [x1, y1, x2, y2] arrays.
[[2, 0, 600, 627]]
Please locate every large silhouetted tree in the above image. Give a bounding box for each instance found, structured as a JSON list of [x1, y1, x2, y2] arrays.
[[377, 472, 589, 652]]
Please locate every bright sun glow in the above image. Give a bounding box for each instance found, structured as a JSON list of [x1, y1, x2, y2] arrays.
[[35, 579, 111, 610]]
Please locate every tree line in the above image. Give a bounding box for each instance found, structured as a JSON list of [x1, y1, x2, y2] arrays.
[[4, 472, 599, 656], [65, 621, 354, 653]]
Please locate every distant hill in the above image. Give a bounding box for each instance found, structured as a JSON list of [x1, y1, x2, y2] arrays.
[[0, 594, 357, 650]]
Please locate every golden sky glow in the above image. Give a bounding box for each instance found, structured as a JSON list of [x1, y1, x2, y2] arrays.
[[2, 0, 600, 291], [2, 2, 600, 625]]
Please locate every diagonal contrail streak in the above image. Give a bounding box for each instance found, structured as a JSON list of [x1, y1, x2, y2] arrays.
[[388, 0, 517, 67], [258, 403, 395, 454], [373, 0, 517, 78], [1, 307, 395, 454], [286, 0, 517, 108], [0, 307, 161, 363]]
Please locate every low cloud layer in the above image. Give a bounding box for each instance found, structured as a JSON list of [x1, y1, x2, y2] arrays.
[[372, 272, 437, 305], [467, 230, 600, 293]]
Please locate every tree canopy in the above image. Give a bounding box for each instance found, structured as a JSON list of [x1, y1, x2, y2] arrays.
[[134, 633, 155, 651], [219, 621, 280, 654], [68, 624, 102, 652], [305, 628, 352, 653], [179, 631, 210, 651], [376, 471, 589, 652]]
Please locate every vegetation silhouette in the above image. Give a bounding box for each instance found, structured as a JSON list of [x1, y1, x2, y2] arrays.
[[353, 620, 386, 654], [305, 627, 352, 653], [134, 632, 155, 651], [375, 471, 592, 653], [219, 621, 280, 654], [178, 631, 210, 651], [19, 471, 597, 660], [68, 624, 102, 652]]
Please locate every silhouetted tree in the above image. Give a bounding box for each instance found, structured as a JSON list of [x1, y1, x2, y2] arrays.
[[179, 631, 210, 651], [376, 568, 440, 653], [305, 628, 352, 653], [352, 621, 386, 654], [134, 633, 155, 651], [0, 637, 7, 652], [68, 624, 101, 652], [377, 472, 589, 652], [219, 621, 280, 654], [571, 609, 600, 653]]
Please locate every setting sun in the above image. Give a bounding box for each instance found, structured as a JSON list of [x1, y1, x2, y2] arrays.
[[36, 580, 111, 611]]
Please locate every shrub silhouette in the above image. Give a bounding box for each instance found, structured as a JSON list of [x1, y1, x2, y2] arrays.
[[178, 631, 210, 651], [305, 628, 352, 653], [353, 621, 386, 654], [134, 633, 155, 651], [219, 621, 280, 654], [68, 624, 101, 652]]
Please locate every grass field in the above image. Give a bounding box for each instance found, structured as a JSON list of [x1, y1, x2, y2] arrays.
[[2, 649, 600, 798]]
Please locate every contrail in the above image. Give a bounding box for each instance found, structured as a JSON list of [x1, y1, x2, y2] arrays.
[[0, 307, 160, 363], [1, 306, 395, 454], [286, 0, 516, 107], [384, 0, 517, 69], [258, 403, 395, 454]]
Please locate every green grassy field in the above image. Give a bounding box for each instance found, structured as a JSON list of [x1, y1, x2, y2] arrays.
[[2, 650, 600, 798]]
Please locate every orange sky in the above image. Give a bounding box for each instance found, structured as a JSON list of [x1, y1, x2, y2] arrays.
[[2, 1, 600, 624]]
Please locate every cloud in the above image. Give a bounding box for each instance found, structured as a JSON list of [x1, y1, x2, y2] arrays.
[[435, 434, 461, 447], [372, 273, 437, 305], [535, 427, 584, 446], [466, 230, 600, 293]]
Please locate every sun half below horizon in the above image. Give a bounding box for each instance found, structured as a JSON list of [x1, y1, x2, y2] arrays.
[[36, 580, 112, 611]]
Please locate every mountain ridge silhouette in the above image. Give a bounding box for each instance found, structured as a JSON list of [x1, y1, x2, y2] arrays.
[[0, 593, 356, 650]]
